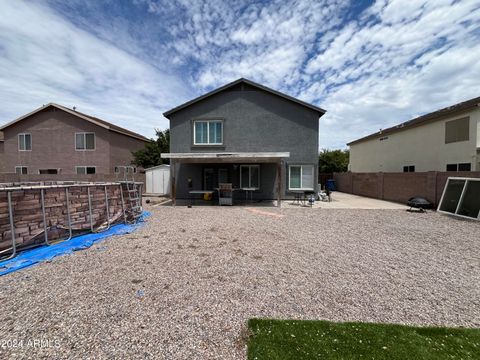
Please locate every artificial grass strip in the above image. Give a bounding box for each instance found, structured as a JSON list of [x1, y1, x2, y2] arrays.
[[247, 319, 480, 360]]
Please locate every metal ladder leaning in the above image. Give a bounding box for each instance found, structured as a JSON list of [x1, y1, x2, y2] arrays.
[[122, 166, 143, 223]]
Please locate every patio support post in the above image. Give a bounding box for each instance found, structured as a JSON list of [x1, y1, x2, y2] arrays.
[[171, 160, 176, 206], [65, 188, 73, 241], [277, 161, 282, 208], [87, 186, 94, 231], [6, 191, 16, 260], [40, 189, 49, 245]]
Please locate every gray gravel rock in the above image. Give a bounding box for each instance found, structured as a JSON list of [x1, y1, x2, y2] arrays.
[[0, 206, 478, 359]]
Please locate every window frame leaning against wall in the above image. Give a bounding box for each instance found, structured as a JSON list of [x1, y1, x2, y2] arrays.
[[193, 120, 223, 146], [18, 133, 32, 151], [75, 132, 96, 151], [288, 164, 314, 191]]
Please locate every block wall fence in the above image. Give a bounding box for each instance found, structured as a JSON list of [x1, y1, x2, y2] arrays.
[[333, 171, 480, 206], [0, 183, 137, 252]]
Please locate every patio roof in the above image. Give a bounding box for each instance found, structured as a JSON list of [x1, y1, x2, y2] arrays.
[[161, 152, 290, 163]]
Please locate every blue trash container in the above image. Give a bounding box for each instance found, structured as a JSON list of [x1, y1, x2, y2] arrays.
[[326, 179, 336, 191]]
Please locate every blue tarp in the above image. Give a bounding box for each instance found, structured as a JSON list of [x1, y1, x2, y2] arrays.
[[0, 211, 151, 276]]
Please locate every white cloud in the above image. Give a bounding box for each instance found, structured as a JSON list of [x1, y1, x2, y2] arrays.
[[1, 0, 479, 151], [0, 0, 192, 137]]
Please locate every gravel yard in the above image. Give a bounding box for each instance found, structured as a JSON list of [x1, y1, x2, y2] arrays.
[[0, 206, 479, 359]]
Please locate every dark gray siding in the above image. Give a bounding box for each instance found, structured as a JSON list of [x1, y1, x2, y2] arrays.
[[174, 163, 278, 200], [169, 88, 320, 199]]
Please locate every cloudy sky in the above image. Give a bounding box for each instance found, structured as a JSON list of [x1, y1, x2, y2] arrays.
[[0, 0, 479, 148]]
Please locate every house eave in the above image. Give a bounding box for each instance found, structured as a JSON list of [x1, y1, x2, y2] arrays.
[[161, 152, 290, 163], [163, 78, 326, 118]]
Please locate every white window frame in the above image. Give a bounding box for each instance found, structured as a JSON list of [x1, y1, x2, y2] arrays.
[[75, 166, 96, 175], [15, 166, 28, 174], [18, 133, 32, 151], [288, 165, 314, 190], [193, 120, 223, 145], [75, 132, 96, 151], [240, 165, 260, 190]]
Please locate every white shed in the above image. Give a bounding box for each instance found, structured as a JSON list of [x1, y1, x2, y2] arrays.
[[145, 164, 170, 195]]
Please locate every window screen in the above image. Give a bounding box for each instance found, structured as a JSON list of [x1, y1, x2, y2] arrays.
[[439, 179, 465, 213], [76, 133, 95, 150], [457, 181, 480, 218], [289, 165, 314, 190], [289, 166, 301, 189], [445, 117, 469, 144], [15, 166, 27, 174], [194, 121, 222, 145], [85, 133, 95, 149], [39, 169, 58, 174], [240, 165, 260, 189], [76, 166, 96, 174], [458, 163, 471, 171], [302, 166, 314, 188], [18, 134, 31, 150]]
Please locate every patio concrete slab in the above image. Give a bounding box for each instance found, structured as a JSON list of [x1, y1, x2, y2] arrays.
[[283, 191, 410, 209]]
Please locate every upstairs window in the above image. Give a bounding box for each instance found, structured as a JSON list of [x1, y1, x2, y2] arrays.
[[289, 165, 314, 190], [403, 165, 415, 172], [194, 120, 223, 145], [240, 165, 260, 189], [18, 133, 32, 151], [75, 132, 95, 150], [445, 117, 469, 144]]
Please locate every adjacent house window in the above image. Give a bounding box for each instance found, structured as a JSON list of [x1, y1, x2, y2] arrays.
[[76, 166, 96, 174], [39, 169, 59, 174], [193, 120, 223, 145], [15, 166, 28, 174], [403, 165, 415, 173], [445, 117, 469, 144], [18, 133, 32, 151], [446, 163, 471, 172], [240, 165, 260, 189], [289, 165, 314, 190], [75, 132, 95, 150]]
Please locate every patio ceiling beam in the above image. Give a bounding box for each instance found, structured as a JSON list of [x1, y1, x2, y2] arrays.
[[161, 152, 289, 159], [160, 152, 290, 163]]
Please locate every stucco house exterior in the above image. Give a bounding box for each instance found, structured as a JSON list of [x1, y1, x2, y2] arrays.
[[348, 96, 480, 173], [161, 78, 326, 205], [0, 103, 150, 175]]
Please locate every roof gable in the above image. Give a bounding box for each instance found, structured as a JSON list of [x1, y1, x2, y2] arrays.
[[347, 96, 480, 146], [0, 103, 150, 142], [163, 78, 326, 118]]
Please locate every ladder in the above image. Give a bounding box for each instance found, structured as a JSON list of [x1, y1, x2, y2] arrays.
[[118, 166, 143, 223]]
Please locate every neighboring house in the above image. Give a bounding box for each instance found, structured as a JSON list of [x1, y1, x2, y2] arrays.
[[348, 96, 480, 173], [161, 78, 326, 204], [0, 103, 150, 175]]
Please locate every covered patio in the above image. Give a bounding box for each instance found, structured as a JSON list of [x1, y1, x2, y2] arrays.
[[161, 152, 290, 207]]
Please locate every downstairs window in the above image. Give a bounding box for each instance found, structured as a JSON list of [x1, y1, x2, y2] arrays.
[[289, 165, 314, 190]]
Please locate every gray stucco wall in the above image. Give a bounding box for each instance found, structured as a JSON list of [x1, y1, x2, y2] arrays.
[[169, 87, 320, 199]]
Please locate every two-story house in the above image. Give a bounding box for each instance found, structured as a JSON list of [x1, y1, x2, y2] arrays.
[[348, 96, 480, 173], [161, 78, 326, 205], [0, 103, 150, 175]]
